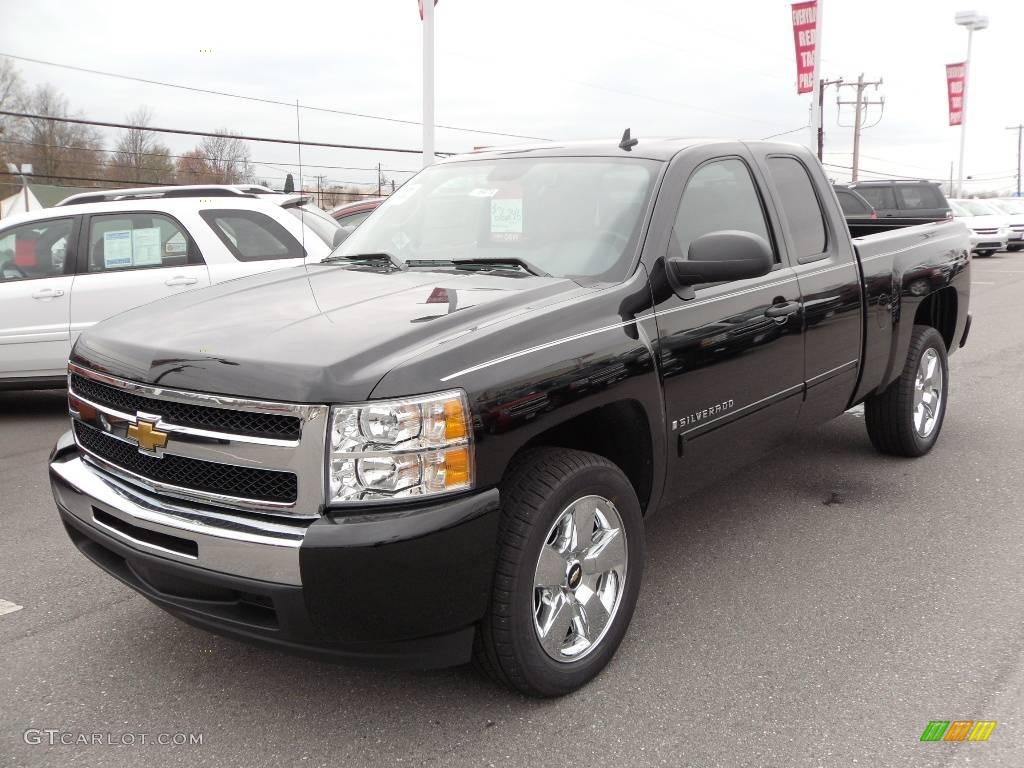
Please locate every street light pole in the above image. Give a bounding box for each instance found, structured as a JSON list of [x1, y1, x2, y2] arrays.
[[955, 10, 988, 198], [422, 0, 436, 168], [1007, 124, 1023, 197]]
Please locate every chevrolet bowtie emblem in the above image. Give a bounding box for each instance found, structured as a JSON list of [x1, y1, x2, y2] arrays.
[[128, 418, 169, 454]]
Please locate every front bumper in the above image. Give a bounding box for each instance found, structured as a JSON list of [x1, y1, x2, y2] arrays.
[[969, 231, 1009, 251], [50, 433, 501, 668]]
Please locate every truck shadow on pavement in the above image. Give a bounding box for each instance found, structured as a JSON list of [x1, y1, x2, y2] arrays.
[[0, 388, 68, 417]]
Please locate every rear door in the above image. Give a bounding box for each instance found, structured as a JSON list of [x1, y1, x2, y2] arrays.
[[641, 145, 805, 501], [756, 150, 863, 427], [70, 211, 211, 345], [0, 216, 78, 381]]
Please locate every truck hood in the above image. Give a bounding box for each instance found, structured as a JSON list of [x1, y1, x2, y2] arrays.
[[71, 263, 587, 403]]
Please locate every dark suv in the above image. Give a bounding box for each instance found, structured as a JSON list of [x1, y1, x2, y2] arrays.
[[842, 180, 952, 224]]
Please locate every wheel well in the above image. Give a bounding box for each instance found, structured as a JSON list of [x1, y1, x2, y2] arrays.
[[914, 287, 958, 351], [517, 400, 654, 513]]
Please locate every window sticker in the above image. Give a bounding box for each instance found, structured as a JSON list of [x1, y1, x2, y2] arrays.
[[103, 230, 132, 268], [132, 227, 162, 266], [392, 231, 411, 251], [490, 198, 523, 234], [165, 232, 187, 255]]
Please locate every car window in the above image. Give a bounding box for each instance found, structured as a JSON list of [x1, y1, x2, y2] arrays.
[[766, 156, 827, 259], [285, 204, 342, 247], [856, 186, 897, 210], [87, 213, 197, 273], [897, 185, 945, 210], [836, 189, 871, 215], [200, 210, 305, 262], [0, 217, 74, 282], [674, 158, 775, 263]]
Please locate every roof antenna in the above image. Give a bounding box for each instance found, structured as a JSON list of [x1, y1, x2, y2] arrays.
[[618, 128, 638, 152]]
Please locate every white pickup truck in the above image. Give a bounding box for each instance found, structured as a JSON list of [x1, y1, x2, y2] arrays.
[[0, 184, 343, 389]]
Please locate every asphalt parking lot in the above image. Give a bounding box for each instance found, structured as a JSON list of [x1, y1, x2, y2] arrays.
[[1, 252, 1023, 768]]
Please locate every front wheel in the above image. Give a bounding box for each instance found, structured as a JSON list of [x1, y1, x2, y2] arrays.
[[975, 249, 995, 258], [474, 447, 645, 697], [864, 325, 949, 457]]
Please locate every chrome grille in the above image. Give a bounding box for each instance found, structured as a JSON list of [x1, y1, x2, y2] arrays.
[[67, 363, 329, 517], [70, 373, 301, 439], [74, 422, 298, 503]]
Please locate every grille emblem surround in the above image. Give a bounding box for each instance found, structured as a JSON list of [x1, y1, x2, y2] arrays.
[[127, 416, 169, 455]]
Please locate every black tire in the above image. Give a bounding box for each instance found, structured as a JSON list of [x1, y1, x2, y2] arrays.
[[975, 250, 995, 258], [474, 447, 645, 697], [1008, 245, 1023, 252], [864, 325, 949, 457]]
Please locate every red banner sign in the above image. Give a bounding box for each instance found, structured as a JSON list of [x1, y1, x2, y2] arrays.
[[946, 62, 966, 126], [791, 1, 819, 95]]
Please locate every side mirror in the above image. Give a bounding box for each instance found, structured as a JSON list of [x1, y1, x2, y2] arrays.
[[668, 230, 774, 286], [332, 228, 350, 248]]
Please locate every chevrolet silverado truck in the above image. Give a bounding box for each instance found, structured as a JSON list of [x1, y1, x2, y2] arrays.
[[49, 137, 971, 697]]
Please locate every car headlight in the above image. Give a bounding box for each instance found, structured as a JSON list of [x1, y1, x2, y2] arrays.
[[327, 390, 473, 505]]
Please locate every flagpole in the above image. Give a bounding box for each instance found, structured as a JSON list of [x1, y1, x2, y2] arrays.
[[809, 0, 823, 150], [422, 0, 435, 168]]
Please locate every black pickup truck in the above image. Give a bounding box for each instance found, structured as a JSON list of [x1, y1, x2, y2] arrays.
[[49, 137, 971, 697]]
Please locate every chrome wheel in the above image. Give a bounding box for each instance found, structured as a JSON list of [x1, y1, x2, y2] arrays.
[[533, 495, 627, 662], [913, 347, 943, 438]]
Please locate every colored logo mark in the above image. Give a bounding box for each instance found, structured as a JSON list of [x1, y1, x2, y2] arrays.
[[920, 720, 997, 742]]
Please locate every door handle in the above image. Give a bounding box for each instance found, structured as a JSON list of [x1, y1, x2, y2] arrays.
[[765, 301, 801, 321], [31, 288, 65, 299], [165, 276, 198, 287]]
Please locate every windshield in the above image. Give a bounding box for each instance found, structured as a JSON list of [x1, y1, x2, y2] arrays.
[[286, 203, 342, 246], [954, 199, 1000, 216], [330, 157, 660, 281]]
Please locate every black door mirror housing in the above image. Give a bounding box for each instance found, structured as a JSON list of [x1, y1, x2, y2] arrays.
[[667, 230, 774, 287]]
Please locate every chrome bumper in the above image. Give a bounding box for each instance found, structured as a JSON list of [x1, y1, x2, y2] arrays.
[[51, 452, 310, 585]]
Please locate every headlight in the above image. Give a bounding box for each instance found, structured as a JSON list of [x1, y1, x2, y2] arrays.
[[327, 390, 473, 505]]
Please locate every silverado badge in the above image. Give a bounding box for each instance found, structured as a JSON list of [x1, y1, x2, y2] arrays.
[[127, 417, 168, 455]]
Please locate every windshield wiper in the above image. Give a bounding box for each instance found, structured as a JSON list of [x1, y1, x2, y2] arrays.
[[448, 257, 550, 277], [320, 252, 403, 270]]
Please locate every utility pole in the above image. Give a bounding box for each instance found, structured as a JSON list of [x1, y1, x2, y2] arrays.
[[421, 0, 436, 167], [955, 12, 988, 198], [377, 163, 382, 196], [817, 77, 843, 160], [1007, 124, 1023, 197], [836, 74, 884, 181]]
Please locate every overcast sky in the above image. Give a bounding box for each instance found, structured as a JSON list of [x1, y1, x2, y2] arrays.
[[1, 0, 1021, 194]]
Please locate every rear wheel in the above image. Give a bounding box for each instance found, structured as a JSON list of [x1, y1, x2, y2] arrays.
[[474, 447, 645, 697], [975, 249, 995, 258], [864, 325, 949, 457], [1008, 245, 1023, 252]]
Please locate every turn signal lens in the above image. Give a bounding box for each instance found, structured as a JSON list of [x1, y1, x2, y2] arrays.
[[444, 447, 471, 488]]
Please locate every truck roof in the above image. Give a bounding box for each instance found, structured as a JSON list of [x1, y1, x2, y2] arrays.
[[445, 137, 811, 163]]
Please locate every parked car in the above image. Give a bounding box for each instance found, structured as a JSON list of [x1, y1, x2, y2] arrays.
[[986, 198, 1024, 251], [50, 138, 970, 697], [0, 185, 344, 390], [949, 198, 1010, 257], [330, 197, 384, 233], [842, 180, 952, 229]]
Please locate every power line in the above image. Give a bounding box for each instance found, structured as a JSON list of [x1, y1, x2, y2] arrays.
[[0, 110, 454, 156], [0, 52, 550, 142], [0, 138, 420, 174], [0, 170, 383, 197]]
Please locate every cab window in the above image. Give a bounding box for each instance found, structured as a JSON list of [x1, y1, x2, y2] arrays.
[[674, 158, 775, 263]]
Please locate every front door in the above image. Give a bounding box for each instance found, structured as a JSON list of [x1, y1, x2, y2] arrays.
[[70, 211, 210, 346], [640, 148, 805, 502], [0, 216, 78, 381]]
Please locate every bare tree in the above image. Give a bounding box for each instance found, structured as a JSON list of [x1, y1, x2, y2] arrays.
[[107, 107, 173, 184], [16, 84, 105, 185], [200, 130, 253, 184], [174, 149, 218, 185], [0, 59, 27, 198]]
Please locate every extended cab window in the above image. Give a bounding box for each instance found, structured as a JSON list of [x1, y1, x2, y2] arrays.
[[87, 213, 197, 272], [766, 156, 827, 260], [674, 158, 775, 263], [201, 210, 305, 262], [0, 217, 73, 281]]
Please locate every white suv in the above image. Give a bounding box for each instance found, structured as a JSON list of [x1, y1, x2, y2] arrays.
[[0, 185, 344, 389]]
